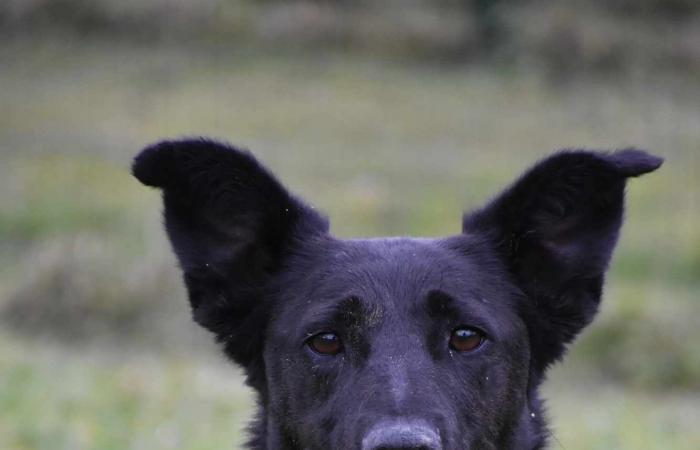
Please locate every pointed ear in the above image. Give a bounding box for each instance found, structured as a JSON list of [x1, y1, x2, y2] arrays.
[[463, 149, 662, 373], [132, 138, 328, 370]]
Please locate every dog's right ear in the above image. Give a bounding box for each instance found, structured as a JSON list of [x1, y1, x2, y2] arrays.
[[462, 149, 662, 374], [132, 138, 328, 370]]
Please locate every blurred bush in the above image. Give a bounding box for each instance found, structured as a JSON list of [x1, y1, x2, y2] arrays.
[[2, 235, 175, 342], [2, 0, 699, 78], [573, 283, 700, 389], [0, 156, 198, 349]]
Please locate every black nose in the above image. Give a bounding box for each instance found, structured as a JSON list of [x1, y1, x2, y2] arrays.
[[361, 420, 442, 450]]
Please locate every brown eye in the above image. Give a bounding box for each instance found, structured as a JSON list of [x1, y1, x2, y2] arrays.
[[307, 332, 342, 355], [449, 327, 484, 352]]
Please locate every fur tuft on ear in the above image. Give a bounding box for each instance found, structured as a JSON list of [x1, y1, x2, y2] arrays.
[[132, 138, 328, 380], [132, 140, 180, 188], [463, 149, 662, 373], [603, 148, 663, 177]]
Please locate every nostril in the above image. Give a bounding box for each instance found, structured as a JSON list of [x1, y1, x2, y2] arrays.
[[362, 420, 442, 450], [375, 447, 431, 450], [375, 447, 433, 450]]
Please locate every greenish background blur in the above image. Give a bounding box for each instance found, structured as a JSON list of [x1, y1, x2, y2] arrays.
[[1, 1, 698, 449]]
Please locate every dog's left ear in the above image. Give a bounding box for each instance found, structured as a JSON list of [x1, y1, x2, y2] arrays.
[[132, 138, 329, 377], [463, 149, 662, 373]]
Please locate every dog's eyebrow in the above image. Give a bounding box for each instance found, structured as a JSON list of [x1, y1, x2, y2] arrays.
[[424, 289, 495, 335], [425, 290, 459, 318], [300, 295, 378, 335]]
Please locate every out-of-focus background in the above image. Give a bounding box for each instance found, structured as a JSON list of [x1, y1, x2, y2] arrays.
[[1, 1, 698, 449]]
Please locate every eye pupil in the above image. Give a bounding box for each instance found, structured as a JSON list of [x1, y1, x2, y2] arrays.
[[449, 327, 484, 352], [308, 332, 342, 355]]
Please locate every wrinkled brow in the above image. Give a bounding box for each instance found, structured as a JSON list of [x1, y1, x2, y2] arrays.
[[423, 289, 498, 338], [297, 296, 382, 339], [426, 289, 460, 319]]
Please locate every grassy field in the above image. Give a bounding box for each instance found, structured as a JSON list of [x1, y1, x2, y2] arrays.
[[1, 36, 699, 449]]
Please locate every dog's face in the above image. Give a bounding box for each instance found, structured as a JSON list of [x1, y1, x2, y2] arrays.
[[133, 140, 661, 450], [265, 237, 532, 449]]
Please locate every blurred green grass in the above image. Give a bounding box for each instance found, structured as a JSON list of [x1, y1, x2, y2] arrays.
[[0, 36, 699, 449], [0, 333, 254, 450]]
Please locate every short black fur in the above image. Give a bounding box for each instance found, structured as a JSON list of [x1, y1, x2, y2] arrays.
[[133, 139, 662, 450]]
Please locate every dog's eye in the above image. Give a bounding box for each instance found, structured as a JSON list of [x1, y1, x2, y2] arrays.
[[307, 332, 343, 355], [449, 327, 484, 352]]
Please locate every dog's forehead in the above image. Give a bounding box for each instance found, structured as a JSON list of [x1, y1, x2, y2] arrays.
[[285, 236, 510, 312], [269, 235, 523, 344], [325, 237, 461, 291]]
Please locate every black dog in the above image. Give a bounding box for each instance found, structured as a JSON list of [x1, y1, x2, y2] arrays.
[[132, 140, 661, 450]]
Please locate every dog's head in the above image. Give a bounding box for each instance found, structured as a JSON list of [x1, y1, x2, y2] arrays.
[[133, 140, 661, 450]]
